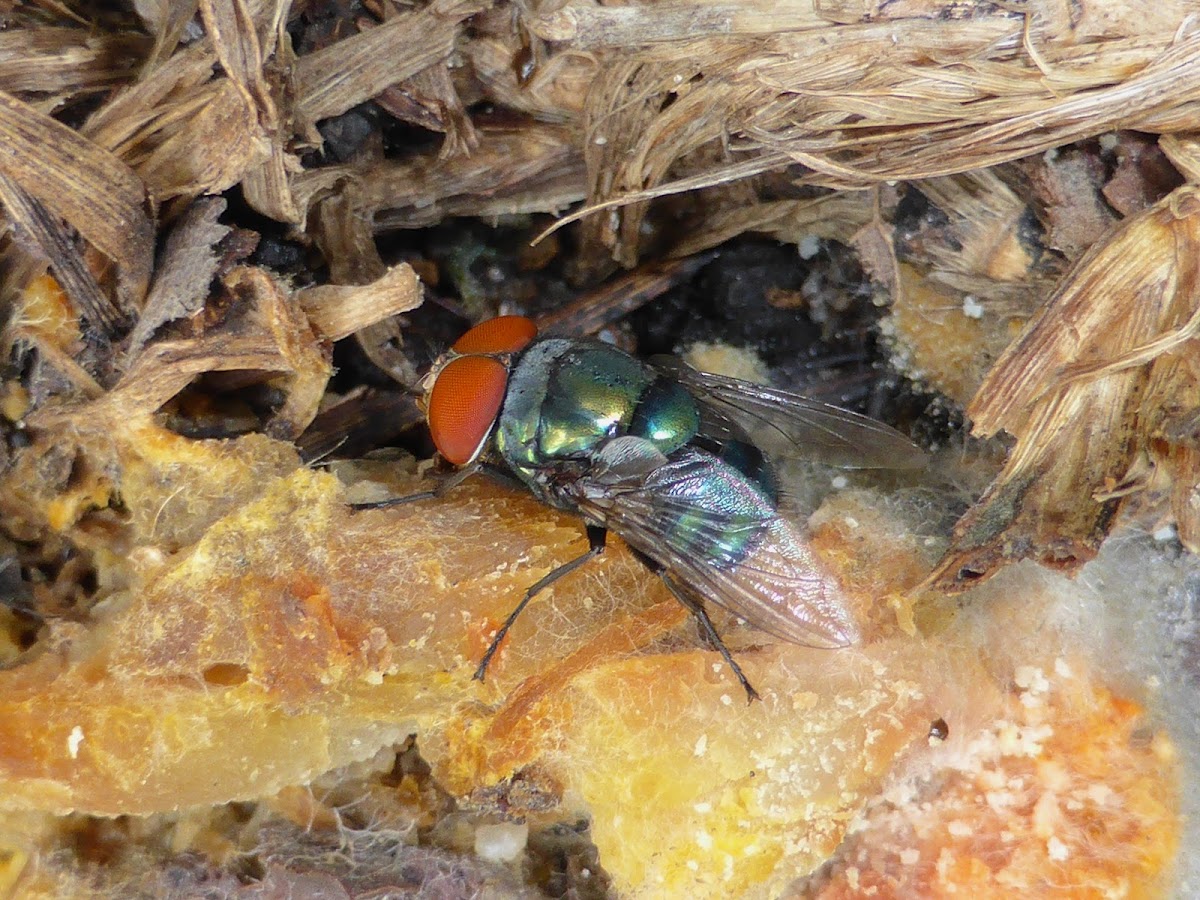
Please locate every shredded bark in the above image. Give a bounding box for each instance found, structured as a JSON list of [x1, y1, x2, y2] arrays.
[[125, 196, 231, 357], [0, 88, 153, 311], [928, 185, 1200, 588], [294, 0, 489, 126]]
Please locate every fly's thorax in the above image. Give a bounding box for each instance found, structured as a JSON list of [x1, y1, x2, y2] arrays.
[[496, 339, 705, 471], [535, 343, 652, 457], [494, 339, 572, 476]]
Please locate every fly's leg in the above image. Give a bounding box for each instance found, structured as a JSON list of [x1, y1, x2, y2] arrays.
[[658, 574, 761, 704], [474, 525, 607, 683], [349, 463, 479, 510]]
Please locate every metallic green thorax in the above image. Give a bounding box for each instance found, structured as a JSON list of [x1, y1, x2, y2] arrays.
[[496, 340, 700, 479]]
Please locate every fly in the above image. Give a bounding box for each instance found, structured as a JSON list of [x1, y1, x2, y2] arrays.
[[357, 315, 924, 701]]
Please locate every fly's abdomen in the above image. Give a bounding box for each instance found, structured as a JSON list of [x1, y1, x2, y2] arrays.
[[700, 436, 779, 505], [629, 377, 700, 455], [576, 440, 858, 649]]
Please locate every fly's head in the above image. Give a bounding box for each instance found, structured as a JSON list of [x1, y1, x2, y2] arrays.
[[421, 315, 538, 467]]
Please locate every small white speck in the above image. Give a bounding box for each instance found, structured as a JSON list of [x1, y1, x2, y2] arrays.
[[1047, 836, 1070, 860], [720, 694, 733, 706], [962, 295, 984, 319], [593, 135, 608, 146], [899, 848, 919, 865], [798, 235, 821, 259], [844, 516, 860, 529], [1153, 524, 1177, 542], [830, 475, 849, 490], [68, 726, 84, 759], [694, 801, 712, 813], [474, 822, 529, 863], [1053, 658, 1072, 679], [694, 734, 709, 757], [1098, 133, 1119, 151], [1043, 147, 1059, 162], [695, 830, 714, 850], [1014, 666, 1049, 694], [686, 860, 699, 871]]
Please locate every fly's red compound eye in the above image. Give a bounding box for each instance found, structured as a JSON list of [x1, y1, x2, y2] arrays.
[[427, 356, 509, 465], [451, 315, 537, 354]]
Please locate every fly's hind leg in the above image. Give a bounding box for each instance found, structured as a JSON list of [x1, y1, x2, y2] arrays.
[[635, 557, 760, 703], [475, 524, 607, 683]]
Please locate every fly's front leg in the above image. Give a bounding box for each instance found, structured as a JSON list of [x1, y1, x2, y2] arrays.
[[349, 463, 479, 510], [475, 524, 607, 683]]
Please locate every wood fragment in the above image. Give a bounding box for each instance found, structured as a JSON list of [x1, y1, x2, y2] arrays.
[[0, 28, 149, 96], [928, 185, 1200, 588], [82, 0, 292, 208], [125, 197, 231, 358], [81, 43, 216, 150], [293, 124, 586, 232], [465, 37, 594, 124], [198, 0, 274, 123], [0, 88, 153, 310], [29, 266, 334, 440], [240, 23, 303, 224], [564, 12, 1200, 264], [294, 0, 489, 126], [0, 174, 125, 338], [1018, 150, 1117, 259], [915, 171, 1034, 284], [296, 264, 423, 343], [308, 188, 424, 391], [377, 63, 479, 159]]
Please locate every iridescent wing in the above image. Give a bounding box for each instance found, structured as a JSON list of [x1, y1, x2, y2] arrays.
[[651, 357, 925, 470], [574, 439, 858, 648]]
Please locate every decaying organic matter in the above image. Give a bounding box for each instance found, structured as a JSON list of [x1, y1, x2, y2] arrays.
[[930, 185, 1200, 588], [1, 0, 1199, 897]]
